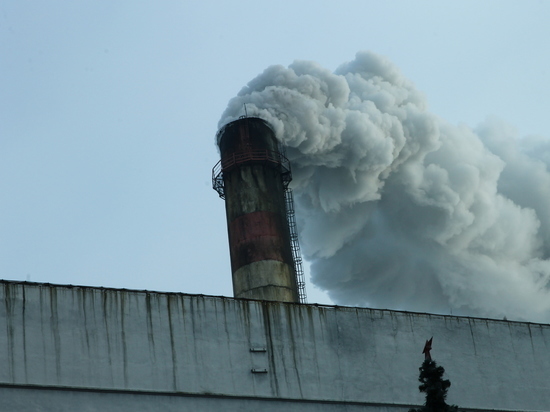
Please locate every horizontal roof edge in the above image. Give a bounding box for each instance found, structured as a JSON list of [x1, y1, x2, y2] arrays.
[[0, 278, 547, 327]]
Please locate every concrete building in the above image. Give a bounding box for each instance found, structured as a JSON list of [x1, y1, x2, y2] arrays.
[[2, 116, 548, 411], [0, 280, 549, 411]]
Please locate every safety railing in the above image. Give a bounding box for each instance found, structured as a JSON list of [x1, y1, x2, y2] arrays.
[[212, 149, 291, 199]]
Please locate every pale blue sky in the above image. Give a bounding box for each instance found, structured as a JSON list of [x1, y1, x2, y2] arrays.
[[1, 1, 549, 305]]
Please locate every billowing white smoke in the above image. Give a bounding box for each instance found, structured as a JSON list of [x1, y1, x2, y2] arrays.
[[219, 51, 550, 322]]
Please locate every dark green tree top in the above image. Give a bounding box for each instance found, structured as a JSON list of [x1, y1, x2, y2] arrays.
[[409, 339, 459, 412]]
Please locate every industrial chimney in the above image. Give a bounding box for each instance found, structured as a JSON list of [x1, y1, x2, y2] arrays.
[[213, 117, 306, 303]]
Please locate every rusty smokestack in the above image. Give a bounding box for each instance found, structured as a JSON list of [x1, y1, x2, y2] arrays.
[[213, 117, 304, 303]]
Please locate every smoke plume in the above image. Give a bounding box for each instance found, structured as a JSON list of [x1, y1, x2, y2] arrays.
[[219, 51, 550, 322]]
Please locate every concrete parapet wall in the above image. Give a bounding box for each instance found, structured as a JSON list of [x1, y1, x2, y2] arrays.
[[0, 281, 548, 411]]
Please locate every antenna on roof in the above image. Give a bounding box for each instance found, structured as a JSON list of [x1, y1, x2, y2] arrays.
[[239, 104, 249, 120]]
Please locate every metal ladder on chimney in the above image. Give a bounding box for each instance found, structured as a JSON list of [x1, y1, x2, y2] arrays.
[[284, 188, 307, 304]]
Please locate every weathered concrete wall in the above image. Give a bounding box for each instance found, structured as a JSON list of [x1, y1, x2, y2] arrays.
[[0, 280, 549, 411], [0, 386, 411, 412]]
